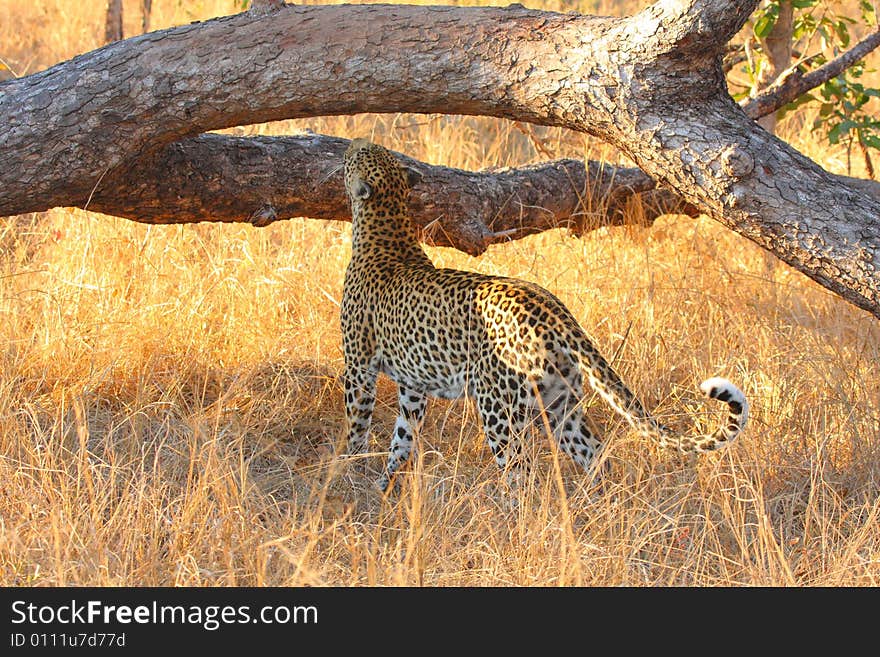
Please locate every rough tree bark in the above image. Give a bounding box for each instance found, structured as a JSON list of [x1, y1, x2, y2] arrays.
[[85, 132, 680, 249], [250, 0, 287, 13], [76, 48, 877, 252], [37, 31, 874, 251], [0, 1, 878, 318]]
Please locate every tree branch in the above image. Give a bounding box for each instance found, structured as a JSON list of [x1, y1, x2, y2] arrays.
[[0, 4, 602, 213], [87, 132, 687, 255], [104, 0, 123, 43], [1, 1, 878, 318], [634, 0, 760, 60], [742, 28, 880, 120]]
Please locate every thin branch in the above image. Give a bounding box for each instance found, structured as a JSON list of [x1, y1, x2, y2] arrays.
[[742, 29, 880, 119], [104, 0, 123, 43], [141, 0, 152, 34]]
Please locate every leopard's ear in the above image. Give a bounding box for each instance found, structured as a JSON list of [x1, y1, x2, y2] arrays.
[[404, 165, 423, 189], [350, 173, 372, 200]]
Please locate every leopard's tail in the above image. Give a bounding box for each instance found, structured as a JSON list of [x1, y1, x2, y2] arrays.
[[572, 338, 748, 452]]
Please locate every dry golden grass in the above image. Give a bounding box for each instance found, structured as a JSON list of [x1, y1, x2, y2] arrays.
[[0, 0, 878, 586]]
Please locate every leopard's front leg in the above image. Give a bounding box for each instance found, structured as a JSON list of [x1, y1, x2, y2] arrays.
[[375, 385, 427, 492], [342, 362, 378, 465]]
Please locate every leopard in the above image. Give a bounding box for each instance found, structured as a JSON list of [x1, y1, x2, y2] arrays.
[[340, 138, 749, 493]]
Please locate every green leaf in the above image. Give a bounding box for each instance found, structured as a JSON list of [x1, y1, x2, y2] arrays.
[[861, 133, 880, 149], [835, 20, 852, 47], [793, 12, 817, 40], [791, 92, 817, 108], [821, 79, 845, 101], [778, 92, 817, 121], [791, 0, 818, 7], [862, 0, 878, 26], [828, 123, 843, 144], [817, 24, 831, 50], [754, 13, 778, 39]]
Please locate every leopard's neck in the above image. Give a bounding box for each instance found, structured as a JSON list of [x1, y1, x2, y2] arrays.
[[350, 197, 431, 266]]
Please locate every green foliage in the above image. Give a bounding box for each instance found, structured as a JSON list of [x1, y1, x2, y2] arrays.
[[753, 2, 781, 39], [814, 64, 880, 174], [744, 1, 879, 175]]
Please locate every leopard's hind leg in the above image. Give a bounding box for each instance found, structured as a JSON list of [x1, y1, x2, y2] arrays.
[[473, 376, 531, 487], [533, 365, 603, 473]]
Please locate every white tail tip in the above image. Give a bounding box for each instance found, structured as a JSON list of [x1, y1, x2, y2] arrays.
[[700, 377, 749, 430]]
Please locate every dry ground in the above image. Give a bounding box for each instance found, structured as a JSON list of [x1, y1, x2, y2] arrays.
[[0, 0, 878, 586]]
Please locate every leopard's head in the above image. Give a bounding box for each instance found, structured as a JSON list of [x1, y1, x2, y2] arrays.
[[343, 138, 422, 211]]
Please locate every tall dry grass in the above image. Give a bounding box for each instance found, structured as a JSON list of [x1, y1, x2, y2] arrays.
[[0, 0, 878, 586]]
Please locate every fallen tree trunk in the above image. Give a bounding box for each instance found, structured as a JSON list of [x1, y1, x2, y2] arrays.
[[72, 24, 880, 251], [0, 2, 878, 317], [87, 132, 688, 252]]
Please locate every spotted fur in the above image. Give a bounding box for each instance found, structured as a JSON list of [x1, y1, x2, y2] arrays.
[[340, 138, 748, 491]]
